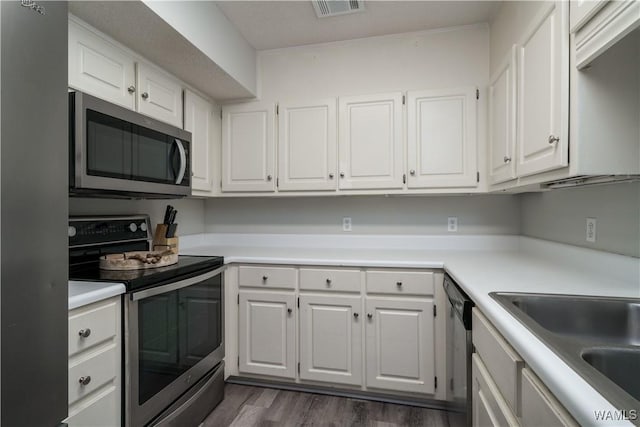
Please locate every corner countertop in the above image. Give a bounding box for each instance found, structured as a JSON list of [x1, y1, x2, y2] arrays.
[[180, 232, 640, 426], [69, 280, 126, 310]]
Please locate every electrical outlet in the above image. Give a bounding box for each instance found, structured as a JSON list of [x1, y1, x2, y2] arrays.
[[448, 217, 458, 232], [586, 218, 596, 242], [342, 217, 352, 232]]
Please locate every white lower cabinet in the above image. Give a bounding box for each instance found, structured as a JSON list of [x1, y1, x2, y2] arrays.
[[472, 353, 519, 427], [238, 290, 296, 379], [299, 294, 362, 385], [66, 297, 122, 427], [365, 297, 435, 394]]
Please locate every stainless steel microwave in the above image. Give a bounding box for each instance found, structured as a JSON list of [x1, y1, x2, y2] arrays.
[[69, 91, 191, 198]]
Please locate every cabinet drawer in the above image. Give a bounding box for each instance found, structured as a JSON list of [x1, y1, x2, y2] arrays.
[[239, 266, 296, 289], [299, 268, 361, 292], [366, 270, 434, 295], [521, 368, 577, 427], [472, 308, 524, 416], [66, 387, 118, 427], [472, 353, 519, 427], [69, 346, 117, 405], [69, 300, 118, 357]]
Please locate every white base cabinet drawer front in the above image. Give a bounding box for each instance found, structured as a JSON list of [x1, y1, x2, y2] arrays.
[[472, 308, 524, 416], [299, 268, 361, 293], [365, 297, 435, 394], [521, 368, 577, 427], [69, 299, 118, 357], [66, 387, 119, 427], [299, 294, 362, 385], [69, 345, 118, 405], [366, 270, 434, 296], [239, 266, 297, 289], [472, 353, 519, 427], [239, 291, 296, 379]]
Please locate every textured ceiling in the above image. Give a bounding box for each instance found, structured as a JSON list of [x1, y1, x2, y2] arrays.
[[215, 1, 500, 50]]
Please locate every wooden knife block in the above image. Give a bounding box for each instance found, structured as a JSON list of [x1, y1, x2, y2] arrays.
[[153, 224, 179, 254]]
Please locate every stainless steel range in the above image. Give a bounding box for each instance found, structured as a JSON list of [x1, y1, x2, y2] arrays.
[[69, 215, 225, 426]]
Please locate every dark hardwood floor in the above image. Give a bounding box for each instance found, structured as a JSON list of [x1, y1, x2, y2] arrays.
[[202, 383, 465, 427]]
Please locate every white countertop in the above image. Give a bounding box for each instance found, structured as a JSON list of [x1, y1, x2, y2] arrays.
[[69, 280, 126, 310], [180, 232, 640, 426]]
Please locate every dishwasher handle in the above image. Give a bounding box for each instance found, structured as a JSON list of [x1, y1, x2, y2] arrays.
[[444, 275, 474, 330]]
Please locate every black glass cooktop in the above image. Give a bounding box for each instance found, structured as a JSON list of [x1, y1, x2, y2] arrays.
[[69, 255, 224, 292]]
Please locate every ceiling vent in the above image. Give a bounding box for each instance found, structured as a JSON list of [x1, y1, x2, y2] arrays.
[[312, 0, 365, 18]]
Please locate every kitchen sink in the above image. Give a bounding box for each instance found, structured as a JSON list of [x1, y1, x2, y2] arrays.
[[491, 292, 640, 423]]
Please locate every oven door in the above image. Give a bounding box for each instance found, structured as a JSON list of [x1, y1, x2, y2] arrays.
[[126, 266, 225, 427], [70, 91, 191, 197]]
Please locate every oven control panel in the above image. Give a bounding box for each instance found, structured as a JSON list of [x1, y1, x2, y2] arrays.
[[69, 216, 151, 247]]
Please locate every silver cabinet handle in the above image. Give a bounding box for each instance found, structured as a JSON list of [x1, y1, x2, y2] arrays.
[[141, 92, 149, 100], [367, 313, 373, 319], [127, 86, 136, 94], [78, 329, 91, 338], [174, 139, 187, 185], [410, 170, 416, 176], [267, 175, 272, 181], [329, 173, 334, 179], [78, 376, 91, 386], [503, 156, 511, 163], [326, 279, 332, 286], [548, 135, 560, 144], [262, 276, 268, 282], [354, 313, 359, 319], [287, 308, 292, 314], [396, 281, 402, 287], [340, 172, 345, 178]]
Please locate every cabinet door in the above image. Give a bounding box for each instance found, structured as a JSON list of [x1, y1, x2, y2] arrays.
[[338, 93, 404, 190], [516, 1, 569, 177], [365, 297, 434, 394], [68, 19, 136, 110], [488, 47, 517, 185], [472, 354, 519, 427], [136, 63, 183, 127], [222, 102, 276, 192], [278, 99, 337, 191], [185, 90, 214, 192], [570, 0, 607, 33], [299, 295, 362, 386], [407, 87, 478, 188], [239, 291, 295, 378]]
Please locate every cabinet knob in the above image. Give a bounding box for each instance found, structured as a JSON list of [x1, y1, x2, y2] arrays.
[[339, 172, 345, 178], [548, 135, 560, 145], [503, 156, 511, 164], [396, 281, 402, 287], [78, 328, 91, 338], [353, 313, 359, 319], [127, 86, 136, 94], [141, 92, 149, 100], [262, 276, 268, 282], [326, 279, 332, 286], [78, 376, 91, 386], [367, 313, 373, 319], [329, 173, 334, 179], [410, 170, 416, 176], [267, 175, 272, 181], [287, 308, 292, 314]]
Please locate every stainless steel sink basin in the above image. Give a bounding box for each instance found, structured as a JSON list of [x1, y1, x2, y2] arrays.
[[491, 292, 640, 423]]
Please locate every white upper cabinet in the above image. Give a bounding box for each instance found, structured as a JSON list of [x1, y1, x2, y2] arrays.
[[488, 47, 517, 185], [278, 99, 337, 191], [222, 102, 276, 192], [184, 90, 214, 192], [68, 19, 136, 110], [338, 93, 404, 190], [516, 1, 569, 177], [137, 63, 183, 128], [407, 87, 478, 188], [570, 0, 608, 33]]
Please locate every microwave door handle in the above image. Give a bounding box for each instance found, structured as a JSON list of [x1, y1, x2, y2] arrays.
[[174, 138, 187, 184]]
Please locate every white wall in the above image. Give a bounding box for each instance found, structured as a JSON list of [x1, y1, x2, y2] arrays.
[[520, 182, 640, 257], [204, 195, 520, 235], [69, 198, 206, 236]]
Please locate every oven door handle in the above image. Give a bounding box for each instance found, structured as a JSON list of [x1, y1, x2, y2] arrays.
[[131, 266, 225, 301]]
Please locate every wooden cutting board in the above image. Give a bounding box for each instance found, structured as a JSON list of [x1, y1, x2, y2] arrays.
[[99, 250, 178, 271]]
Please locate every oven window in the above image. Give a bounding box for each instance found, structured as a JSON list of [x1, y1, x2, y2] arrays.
[[137, 274, 222, 405]]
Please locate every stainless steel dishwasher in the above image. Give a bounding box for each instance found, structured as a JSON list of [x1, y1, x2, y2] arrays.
[[444, 274, 474, 427]]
